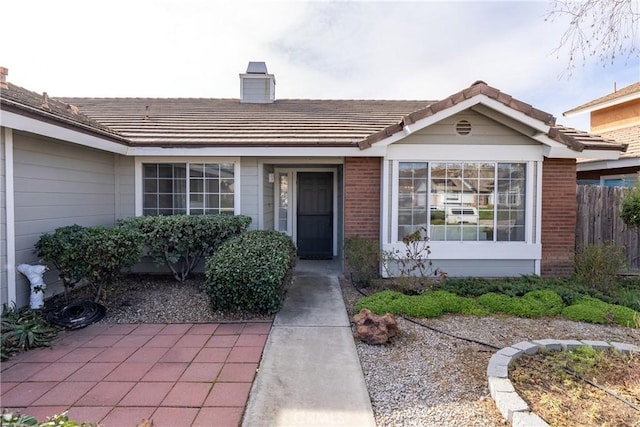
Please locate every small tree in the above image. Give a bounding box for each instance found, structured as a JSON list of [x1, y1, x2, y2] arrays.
[[620, 178, 640, 229]]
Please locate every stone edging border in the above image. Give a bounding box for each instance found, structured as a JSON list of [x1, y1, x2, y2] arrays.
[[487, 339, 640, 427]]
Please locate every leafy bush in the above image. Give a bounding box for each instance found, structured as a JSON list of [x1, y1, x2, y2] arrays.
[[120, 215, 251, 282], [1, 305, 58, 361], [620, 179, 640, 229], [344, 236, 380, 287], [562, 297, 639, 327], [206, 230, 296, 314], [574, 243, 626, 293], [80, 226, 143, 302], [35, 225, 90, 297], [35, 225, 143, 302], [476, 290, 564, 318]]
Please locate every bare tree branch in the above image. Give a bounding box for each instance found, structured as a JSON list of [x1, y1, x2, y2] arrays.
[[546, 0, 640, 76]]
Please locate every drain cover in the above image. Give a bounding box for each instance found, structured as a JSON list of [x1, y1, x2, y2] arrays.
[[48, 300, 106, 329]]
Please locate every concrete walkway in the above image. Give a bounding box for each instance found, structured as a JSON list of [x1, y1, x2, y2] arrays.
[[243, 260, 376, 427]]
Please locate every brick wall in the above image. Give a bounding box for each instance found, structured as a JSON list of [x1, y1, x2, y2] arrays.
[[344, 157, 381, 240], [541, 158, 577, 277]]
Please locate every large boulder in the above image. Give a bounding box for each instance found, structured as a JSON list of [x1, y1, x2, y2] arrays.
[[353, 308, 399, 345]]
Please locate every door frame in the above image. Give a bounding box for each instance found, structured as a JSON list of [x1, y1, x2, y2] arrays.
[[274, 167, 338, 256]]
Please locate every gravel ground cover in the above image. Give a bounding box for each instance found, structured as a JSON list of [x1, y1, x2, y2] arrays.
[[340, 279, 640, 427], [47, 274, 273, 324]]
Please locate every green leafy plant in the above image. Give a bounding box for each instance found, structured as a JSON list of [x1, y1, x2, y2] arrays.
[[206, 230, 296, 314], [34, 225, 90, 299], [1, 411, 97, 427], [1, 305, 58, 361], [80, 226, 144, 302], [620, 177, 640, 229], [120, 215, 251, 282], [574, 243, 626, 293], [344, 236, 380, 288]]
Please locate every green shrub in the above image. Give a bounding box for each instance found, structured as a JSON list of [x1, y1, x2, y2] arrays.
[[120, 214, 251, 282], [35, 225, 91, 297], [80, 226, 143, 302], [35, 224, 144, 302], [1, 305, 58, 361], [355, 290, 489, 318], [344, 236, 380, 287], [562, 297, 639, 327], [620, 179, 640, 229], [574, 243, 626, 293], [205, 230, 296, 314], [476, 290, 564, 318]]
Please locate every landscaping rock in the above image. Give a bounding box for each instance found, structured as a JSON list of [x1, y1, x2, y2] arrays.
[[353, 308, 399, 345]]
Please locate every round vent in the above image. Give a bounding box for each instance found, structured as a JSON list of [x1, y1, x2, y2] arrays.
[[455, 120, 472, 135]]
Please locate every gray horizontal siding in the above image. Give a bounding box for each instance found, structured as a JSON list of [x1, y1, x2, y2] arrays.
[[400, 111, 537, 146], [241, 158, 259, 230], [12, 132, 119, 307]]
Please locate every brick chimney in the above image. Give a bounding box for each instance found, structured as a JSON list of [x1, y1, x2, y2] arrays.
[[0, 67, 8, 90], [239, 62, 275, 104]]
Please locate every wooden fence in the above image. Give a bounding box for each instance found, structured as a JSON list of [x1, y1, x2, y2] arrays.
[[576, 185, 640, 270]]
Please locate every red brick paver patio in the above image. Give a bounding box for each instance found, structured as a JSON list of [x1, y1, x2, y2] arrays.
[[0, 322, 271, 427]]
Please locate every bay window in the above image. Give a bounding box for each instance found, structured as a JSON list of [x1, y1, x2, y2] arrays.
[[396, 161, 527, 242]]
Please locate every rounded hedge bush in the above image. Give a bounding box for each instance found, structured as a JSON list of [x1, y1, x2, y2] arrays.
[[205, 230, 296, 314]]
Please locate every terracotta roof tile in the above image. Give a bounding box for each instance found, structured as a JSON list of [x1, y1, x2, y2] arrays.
[[601, 125, 640, 158]]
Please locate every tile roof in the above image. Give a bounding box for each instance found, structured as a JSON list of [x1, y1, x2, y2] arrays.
[[58, 97, 434, 147], [601, 125, 640, 158], [0, 83, 128, 144], [564, 82, 640, 116], [360, 81, 626, 153], [1, 76, 626, 154]]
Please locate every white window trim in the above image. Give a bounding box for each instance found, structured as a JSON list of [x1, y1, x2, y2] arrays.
[[383, 158, 542, 263], [134, 157, 241, 216]]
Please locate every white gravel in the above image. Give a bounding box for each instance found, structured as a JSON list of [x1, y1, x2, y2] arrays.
[[341, 281, 640, 427]]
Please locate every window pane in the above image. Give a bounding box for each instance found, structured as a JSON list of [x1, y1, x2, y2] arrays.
[[190, 164, 205, 177], [158, 179, 173, 193], [205, 179, 219, 193], [205, 164, 219, 178], [144, 164, 158, 178], [220, 194, 234, 209], [206, 194, 219, 209], [220, 179, 234, 193], [144, 179, 157, 193], [496, 163, 526, 241], [158, 164, 174, 178], [220, 164, 234, 178], [190, 178, 204, 193], [397, 162, 427, 239]]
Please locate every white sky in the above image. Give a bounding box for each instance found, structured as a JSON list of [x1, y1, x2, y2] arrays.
[[3, 0, 639, 131]]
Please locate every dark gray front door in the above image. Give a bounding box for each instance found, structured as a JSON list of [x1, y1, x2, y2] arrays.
[[297, 172, 333, 259]]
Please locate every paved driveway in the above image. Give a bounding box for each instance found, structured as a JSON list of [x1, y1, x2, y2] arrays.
[[1, 322, 271, 427]]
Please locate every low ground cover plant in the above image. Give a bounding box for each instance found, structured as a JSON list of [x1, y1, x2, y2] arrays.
[[120, 214, 251, 282], [354, 289, 639, 327], [206, 230, 296, 314], [1, 305, 58, 361], [0, 411, 97, 427]]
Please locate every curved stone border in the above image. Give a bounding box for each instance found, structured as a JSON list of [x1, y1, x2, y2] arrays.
[[487, 339, 640, 426]]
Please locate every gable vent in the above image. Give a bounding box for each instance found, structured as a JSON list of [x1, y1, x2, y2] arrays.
[[455, 120, 472, 135]]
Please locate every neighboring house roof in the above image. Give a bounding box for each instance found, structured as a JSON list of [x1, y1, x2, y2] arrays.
[[58, 97, 434, 148], [602, 125, 640, 159], [564, 82, 640, 117], [0, 83, 129, 144]]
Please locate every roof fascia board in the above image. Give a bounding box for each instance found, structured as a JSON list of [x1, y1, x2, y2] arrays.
[[577, 157, 640, 171], [1, 110, 130, 155], [126, 145, 388, 157], [564, 92, 640, 117], [371, 94, 550, 148]]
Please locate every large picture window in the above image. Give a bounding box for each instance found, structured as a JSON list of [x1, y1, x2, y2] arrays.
[[143, 163, 235, 216], [397, 162, 526, 242]]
